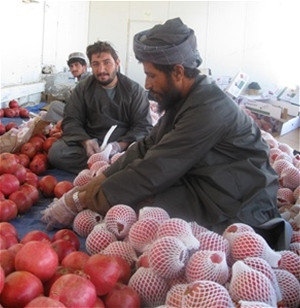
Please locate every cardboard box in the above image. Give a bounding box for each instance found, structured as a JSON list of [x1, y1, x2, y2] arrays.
[[268, 100, 300, 117], [244, 100, 283, 120], [249, 111, 300, 136], [276, 116, 300, 136], [225, 72, 249, 98]]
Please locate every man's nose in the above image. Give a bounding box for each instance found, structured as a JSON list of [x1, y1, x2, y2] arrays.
[[145, 78, 151, 90], [96, 63, 105, 72]]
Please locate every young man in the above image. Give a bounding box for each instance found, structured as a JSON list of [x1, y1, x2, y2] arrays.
[[47, 41, 153, 173], [67, 52, 89, 82], [43, 52, 90, 123], [42, 18, 291, 250]]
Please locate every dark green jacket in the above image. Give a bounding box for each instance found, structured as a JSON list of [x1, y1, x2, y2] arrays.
[[62, 73, 153, 144], [102, 75, 279, 227]]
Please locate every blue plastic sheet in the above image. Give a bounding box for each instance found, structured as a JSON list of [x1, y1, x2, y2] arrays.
[[9, 166, 87, 251], [9, 164, 85, 251], [1, 106, 87, 251]]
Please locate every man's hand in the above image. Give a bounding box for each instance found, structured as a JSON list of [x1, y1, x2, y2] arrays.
[[107, 141, 122, 157], [40, 189, 78, 231], [82, 139, 101, 157], [78, 173, 110, 215]]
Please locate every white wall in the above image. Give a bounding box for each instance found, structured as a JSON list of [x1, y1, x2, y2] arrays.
[[1, 1, 299, 105], [1, 0, 44, 87], [1, 0, 89, 106], [42, 0, 90, 72], [89, 1, 300, 91]]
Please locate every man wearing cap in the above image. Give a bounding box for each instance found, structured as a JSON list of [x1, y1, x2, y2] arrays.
[[67, 52, 90, 82], [41, 18, 291, 250], [47, 41, 153, 174], [42, 52, 90, 123]]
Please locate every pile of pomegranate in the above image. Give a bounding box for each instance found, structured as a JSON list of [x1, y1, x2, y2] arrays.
[[0, 99, 299, 307], [0, 151, 73, 221], [0, 224, 138, 307], [72, 205, 299, 308], [0, 100, 30, 135], [1, 203, 299, 307], [260, 130, 300, 232]]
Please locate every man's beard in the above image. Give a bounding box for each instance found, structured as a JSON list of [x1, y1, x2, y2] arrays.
[[97, 68, 118, 86], [150, 77, 182, 113]]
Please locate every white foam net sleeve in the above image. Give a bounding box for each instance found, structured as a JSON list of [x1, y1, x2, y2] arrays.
[[293, 186, 300, 200], [72, 209, 103, 237], [165, 283, 188, 307], [89, 160, 109, 175], [243, 257, 282, 302], [278, 143, 294, 157], [229, 261, 277, 307], [269, 148, 283, 164], [272, 159, 293, 176], [104, 204, 137, 239], [274, 269, 300, 308], [237, 300, 273, 307], [87, 153, 108, 167], [148, 236, 189, 279], [182, 280, 234, 308], [291, 231, 300, 244], [128, 267, 169, 307], [189, 221, 209, 237], [275, 152, 294, 164], [73, 169, 93, 187], [280, 166, 300, 190], [167, 273, 188, 289], [278, 250, 300, 281], [277, 187, 295, 207], [222, 223, 255, 247], [156, 218, 199, 250], [87, 148, 110, 167], [85, 223, 116, 255], [101, 241, 137, 266], [185, 250, 229, 285], [195, 231, 230, 258], [230, 231, 281, 267], [289, 242, 300, 256], [128, 218, 160, 253], [138, 206, 170, 223]]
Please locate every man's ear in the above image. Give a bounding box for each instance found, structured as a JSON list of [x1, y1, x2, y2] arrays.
[[116, 59, 121, 70], [172, 64, 185, 81]]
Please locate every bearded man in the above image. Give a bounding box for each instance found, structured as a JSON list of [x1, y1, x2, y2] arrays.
[[43, 19, 291, 250], [48, 41, 153, 174]]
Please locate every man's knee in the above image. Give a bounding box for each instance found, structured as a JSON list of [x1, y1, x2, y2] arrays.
[[48, 139, 64, 167], [48, 139, 88, 173]]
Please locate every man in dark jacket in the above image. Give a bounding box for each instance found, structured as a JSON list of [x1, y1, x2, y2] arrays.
[[48, 41, 153, 173], [42, 18, 291, 250]]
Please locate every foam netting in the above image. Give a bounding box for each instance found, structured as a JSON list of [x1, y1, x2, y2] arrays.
[[148, 236, 189, 279], [104, 204, 137, 239], [85, 223, 116, 255]]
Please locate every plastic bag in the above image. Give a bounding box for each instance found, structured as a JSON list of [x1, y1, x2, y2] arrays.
[[0, 117, 46, 153]]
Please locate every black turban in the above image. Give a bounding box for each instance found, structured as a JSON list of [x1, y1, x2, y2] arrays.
[[133, 17, 202, 68]]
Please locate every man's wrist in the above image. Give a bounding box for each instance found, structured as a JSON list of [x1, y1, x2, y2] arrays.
[[115, 141, 129, 152], [72, 191, 84, 212]]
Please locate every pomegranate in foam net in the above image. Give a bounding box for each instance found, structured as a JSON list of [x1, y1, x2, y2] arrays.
[[79, 203, 300, 307], [3, 135, 300, 308]]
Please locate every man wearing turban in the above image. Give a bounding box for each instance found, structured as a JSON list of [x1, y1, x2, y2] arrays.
[[41, 18, 291, 250]]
